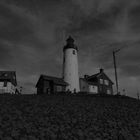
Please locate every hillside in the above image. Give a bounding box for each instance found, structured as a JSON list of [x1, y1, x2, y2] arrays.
[[0, 94, 140, 139]]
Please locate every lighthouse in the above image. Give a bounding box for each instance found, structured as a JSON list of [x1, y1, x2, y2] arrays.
[[63, 36, 80, 93]]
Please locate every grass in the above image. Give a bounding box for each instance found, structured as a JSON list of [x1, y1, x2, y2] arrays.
[[0, 94, 140, 139]]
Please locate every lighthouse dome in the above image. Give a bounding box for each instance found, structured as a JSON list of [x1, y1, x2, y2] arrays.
[[63, 36, 78, 51]]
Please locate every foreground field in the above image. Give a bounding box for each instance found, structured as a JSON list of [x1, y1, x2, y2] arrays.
[[0, 94, 140, 140]]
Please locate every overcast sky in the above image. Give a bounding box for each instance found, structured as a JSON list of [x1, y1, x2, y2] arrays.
[[0, 0, 140, 97]]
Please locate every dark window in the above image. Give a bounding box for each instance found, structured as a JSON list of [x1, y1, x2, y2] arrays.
[[73, 50, 76, 55], [4, 81, 7, 87], [4, 73, 8, 77]]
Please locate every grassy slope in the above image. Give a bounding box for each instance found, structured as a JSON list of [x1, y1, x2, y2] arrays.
[[0, 94, 140, 139]]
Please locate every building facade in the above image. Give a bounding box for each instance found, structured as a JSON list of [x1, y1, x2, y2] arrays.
[[80, 69, 114, 94], [0, 71, 17, 94], [36, 75, 68, 95], [62, 36, 80, 93]]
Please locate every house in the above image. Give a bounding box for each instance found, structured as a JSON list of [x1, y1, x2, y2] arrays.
[[36, 75, 68, 95], [0, 71, 17, 94], [80, 69, 114, 94]]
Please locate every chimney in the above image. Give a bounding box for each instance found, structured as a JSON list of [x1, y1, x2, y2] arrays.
[[100, 68, 104, 73], [84, 75, 89, 79]]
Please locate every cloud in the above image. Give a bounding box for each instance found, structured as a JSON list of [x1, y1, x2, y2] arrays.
[[71, 0, 118, 16], [129, 5, 140, 33], [0, 3, 35, 43]]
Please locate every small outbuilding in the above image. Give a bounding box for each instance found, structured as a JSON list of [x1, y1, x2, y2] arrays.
[[80, 69, 114, 94], [36, 75, 68, 95], [0, 71, 17, 94]]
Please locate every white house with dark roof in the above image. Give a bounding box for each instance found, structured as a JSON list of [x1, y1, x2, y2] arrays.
[[80, 69, 114, 94], [0, 71, 17, 94]]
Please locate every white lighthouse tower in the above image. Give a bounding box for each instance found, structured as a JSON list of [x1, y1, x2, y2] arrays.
[[63, 36, 80, 93]]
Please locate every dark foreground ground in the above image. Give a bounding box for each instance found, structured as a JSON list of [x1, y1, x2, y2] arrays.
[[0, 94, 140, 140]]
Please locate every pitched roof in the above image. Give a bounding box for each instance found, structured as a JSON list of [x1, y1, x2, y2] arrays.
[[85, 72, 114, 84], [36, 75, 68, 87], [87, 73, 101, 79], [0, 71, 17, 86]]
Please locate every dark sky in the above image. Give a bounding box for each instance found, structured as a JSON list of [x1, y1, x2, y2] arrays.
[[0, 0, 140, 97]]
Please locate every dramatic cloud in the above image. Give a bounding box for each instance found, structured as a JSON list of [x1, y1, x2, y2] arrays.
[[0, 0, 140, 97]]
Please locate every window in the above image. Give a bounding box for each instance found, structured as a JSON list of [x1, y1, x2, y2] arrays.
[[3, 73, 8, 77], [4, 73, 8, 76], [100, 79, 103, 84], [107, 89, 111, 94], [56, 86, 62, 92], [99, 86, 102, 92], [105, 80, 109, 85], [4, 81, 7, 87], [0, 82, 4, 87], [73, 50, 76, 55]]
